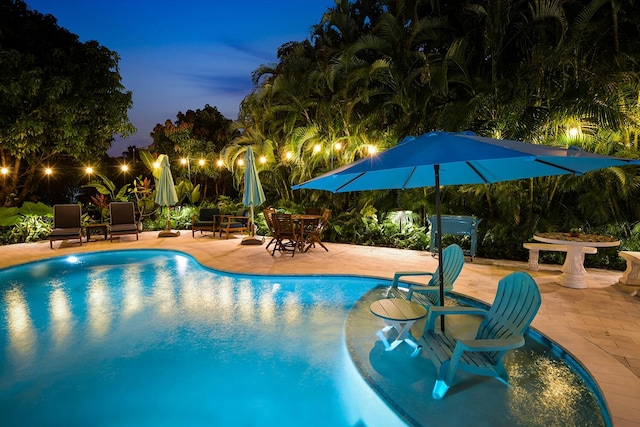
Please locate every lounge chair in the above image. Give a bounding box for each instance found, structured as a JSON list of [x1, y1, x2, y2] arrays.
[[419, 271, 541, 399], [219, 208, 249, 239], [386, 244, 464, 306], [49, 204, 83, 248], [192, 207, 220, 237], [109, 202, 139, 241]]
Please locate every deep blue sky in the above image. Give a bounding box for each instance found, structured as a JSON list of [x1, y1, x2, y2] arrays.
[[25, 0, 336, 156]]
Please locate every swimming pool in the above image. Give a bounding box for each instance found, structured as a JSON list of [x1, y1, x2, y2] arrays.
[[0, 250, 609, 426], [0, 250, 403, 426]]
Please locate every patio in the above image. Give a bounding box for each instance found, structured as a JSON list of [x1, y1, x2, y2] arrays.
[[1, 232, 639, 426]]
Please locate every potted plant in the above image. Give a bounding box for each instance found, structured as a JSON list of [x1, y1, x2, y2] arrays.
[[568, 227, 582, 237]]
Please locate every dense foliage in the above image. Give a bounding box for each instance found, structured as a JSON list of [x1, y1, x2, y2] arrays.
[[220, 0, 640, 261], [0, 0, 133, 206]]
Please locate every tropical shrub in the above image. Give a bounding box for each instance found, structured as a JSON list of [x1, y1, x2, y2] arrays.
[[0, 202, 53, 244]]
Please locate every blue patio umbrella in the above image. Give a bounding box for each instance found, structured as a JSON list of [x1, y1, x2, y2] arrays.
[[293, 131, 640, 317], [241, 147, 266, 245], [155, 154, 180, 237]]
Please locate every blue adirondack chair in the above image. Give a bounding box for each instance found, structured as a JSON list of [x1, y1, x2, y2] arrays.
[[386, 244, 465, 306], [419, 271, 541, 399]]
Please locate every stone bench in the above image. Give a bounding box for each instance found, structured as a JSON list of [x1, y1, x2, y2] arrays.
[[619, 251, 640, 287], [523, 242, 597, 271]]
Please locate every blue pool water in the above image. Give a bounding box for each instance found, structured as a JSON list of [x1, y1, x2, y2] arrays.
[[0, 250, 609, 426], [0, 250, 402, 426]]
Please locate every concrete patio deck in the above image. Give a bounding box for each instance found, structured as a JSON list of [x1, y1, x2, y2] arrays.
[[1, 231, 639, 426]]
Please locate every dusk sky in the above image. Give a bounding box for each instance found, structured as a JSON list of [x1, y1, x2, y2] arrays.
[[25, 0, 336, 156]]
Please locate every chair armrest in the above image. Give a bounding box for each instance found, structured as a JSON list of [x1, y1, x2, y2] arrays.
[[407, 284, 441, 301], [221, 215, 248, 221], [456, 336, 524, 352], [391, 271, 435, 288], [425, 306, 489, 331]]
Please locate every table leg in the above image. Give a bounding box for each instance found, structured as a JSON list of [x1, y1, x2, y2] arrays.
[[376, 320, 422, 356], [557, 246, 588, 288], [620, 253, 640, 286]]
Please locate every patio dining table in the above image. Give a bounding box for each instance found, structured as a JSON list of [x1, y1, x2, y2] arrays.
[[533, 232, 620, 289], [291, 214, 321, 252]]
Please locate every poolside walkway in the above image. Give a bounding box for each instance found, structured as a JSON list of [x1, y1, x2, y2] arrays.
[[2, 231, 639, 426]]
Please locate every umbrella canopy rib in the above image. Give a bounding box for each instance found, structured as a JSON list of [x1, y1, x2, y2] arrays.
[[402, 168, 417, 190], [534, 158, 584, 175], [466, 162, 489, 184], [336, 172, 367, 193]]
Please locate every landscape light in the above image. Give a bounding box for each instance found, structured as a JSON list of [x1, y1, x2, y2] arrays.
[[216, 159, 224, 167], [259, 156, 267, 164], [237, 159, 244, 166], [313, 144, 321, 154], [285, 152, 293, 160], [367, 145, 378, 155], [45, 168, 53, 175], [181, 158, 188, 165], [198, 159, 205, 166], [85, 166, 94, 174], [1, 167, 8, 175], [334, 142, 342, 151], [569, 127, 579, 138], [121, 165, 129, 172]]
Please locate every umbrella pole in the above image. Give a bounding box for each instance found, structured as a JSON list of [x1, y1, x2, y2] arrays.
[[250, 206, 255, 236], [158, 206, 180, 237], [435, 164, 445, 332], [241, 205, 263, 245]]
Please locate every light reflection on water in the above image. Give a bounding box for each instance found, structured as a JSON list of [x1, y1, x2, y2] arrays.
[[0, 250, 401, 426]]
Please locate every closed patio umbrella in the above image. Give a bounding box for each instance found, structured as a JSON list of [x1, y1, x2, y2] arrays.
[[241, 147, 266, 245], [155, 154, 180, 237], [292, 131, 639, 325]]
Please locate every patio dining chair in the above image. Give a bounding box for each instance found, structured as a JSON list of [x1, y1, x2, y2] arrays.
[[303, 208, 330, 252], [109, 202, 139, 242], [49, 204, 83, 248], [304, 207, 322, 216], [270, 213, 299, 257], [263, 207, 277, 249], [419, 271, 541, 399]]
